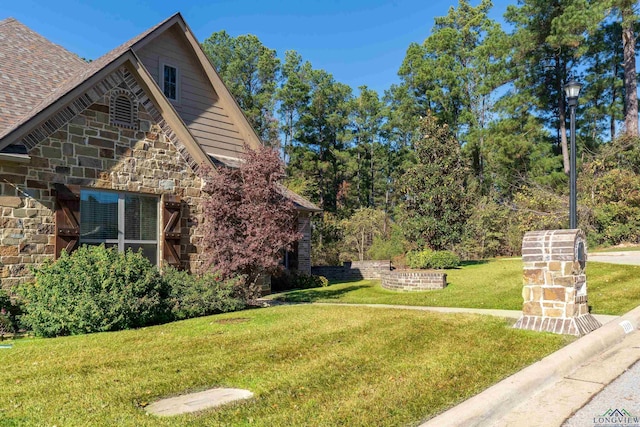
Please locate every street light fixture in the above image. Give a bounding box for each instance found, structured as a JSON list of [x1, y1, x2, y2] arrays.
[[564, 80, 582, 229]]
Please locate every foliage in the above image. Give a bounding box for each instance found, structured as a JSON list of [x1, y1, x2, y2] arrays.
[[271, 271, 329, 292], [17, 245, 169, 337], [311, 212, 343, 266], [162, 267, 245, 321], [581, 167, 640, 246], [0, 289, 21, 334], [459, 197, 514, 259], [201, 145, 301, 300], [202, 3, 640, 257], [367, 223, 407, 261], [201, 31, 281, 144], [398, 113, 472, 251], [340, 208, 386, 261], [406, 249, 461, 270]]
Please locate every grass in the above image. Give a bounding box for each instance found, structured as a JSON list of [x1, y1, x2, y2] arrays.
[[0, 305, 570, 427], [274, 259, 640, 315]]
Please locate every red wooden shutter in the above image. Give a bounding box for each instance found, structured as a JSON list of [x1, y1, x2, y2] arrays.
[[53, 184, 80, 258], [162, 194, 182, 268]]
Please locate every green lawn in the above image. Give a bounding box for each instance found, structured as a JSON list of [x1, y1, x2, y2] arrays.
[[274, 260, 640, 315], [0, 305, 569, 427]]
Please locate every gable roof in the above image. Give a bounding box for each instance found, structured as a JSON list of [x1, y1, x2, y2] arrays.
[[0, 14, 178, 144], [0, 18, 86, 135], [0, 13, 320, 211]]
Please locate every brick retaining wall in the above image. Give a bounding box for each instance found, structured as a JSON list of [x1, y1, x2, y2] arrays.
[[381, 270, 447, 291], [311, 260, 392, 280]]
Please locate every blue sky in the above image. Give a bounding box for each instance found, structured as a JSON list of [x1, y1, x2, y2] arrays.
[[4, 0, 512, 96]]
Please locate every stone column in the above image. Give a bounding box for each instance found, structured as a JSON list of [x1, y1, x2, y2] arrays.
[[514, 229, 601, 336]]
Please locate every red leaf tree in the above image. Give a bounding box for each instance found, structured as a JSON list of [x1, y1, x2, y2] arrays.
[[200, 146, 301, 300]]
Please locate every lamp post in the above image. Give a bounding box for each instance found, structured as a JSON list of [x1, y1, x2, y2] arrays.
[[565, 80, 582, 229]]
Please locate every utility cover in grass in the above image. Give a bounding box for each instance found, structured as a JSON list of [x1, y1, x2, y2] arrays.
[[145, 388, 253, 416]]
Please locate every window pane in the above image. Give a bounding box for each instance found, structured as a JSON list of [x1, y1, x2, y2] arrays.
[[125, 243, 157, 265], [80, 190, 118, 240], [125, 194, 157, 240], [163, 65, 177, 100]]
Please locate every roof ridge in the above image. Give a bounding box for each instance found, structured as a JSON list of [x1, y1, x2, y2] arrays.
[[0, 17, 17, 27]]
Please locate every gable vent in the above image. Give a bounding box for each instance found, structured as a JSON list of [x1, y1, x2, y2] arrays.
[[109, 89, 139, 129]]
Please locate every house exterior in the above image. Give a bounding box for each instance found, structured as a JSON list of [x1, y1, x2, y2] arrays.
[[0, 13, 319, 293]]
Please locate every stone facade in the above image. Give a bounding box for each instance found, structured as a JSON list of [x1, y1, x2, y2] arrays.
[[312, 260, 392, 280], [0, 88, 207, 290], [514, 229, 601, 336], [381, 270, 447, 291]]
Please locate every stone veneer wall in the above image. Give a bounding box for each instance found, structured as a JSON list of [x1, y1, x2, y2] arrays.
[[311, 260, 392, 280], [514, 229, 601, 336], [381, 270, 447, 291], [0, 94, 206, 290]]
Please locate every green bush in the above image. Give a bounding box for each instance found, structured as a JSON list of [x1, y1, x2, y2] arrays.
[[271, 271, 329, 292], [367, 224, 407, 261], [406, 249, 460, 269], [0, 289, 21, 334], [18, 245, 170, 337], [163, 266, 244, 320]]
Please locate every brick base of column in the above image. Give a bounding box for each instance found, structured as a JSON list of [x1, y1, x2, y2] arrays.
[[513, 314, 602, 336]]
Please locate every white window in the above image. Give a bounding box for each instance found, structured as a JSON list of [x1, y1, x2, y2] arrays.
[[161, 63, 179, 102], [80, 189, 159, 264]]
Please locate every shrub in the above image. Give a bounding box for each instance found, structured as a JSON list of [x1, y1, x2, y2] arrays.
[[163, 266, 245, 320], [406, 249, 460, 269], [18, 245, 170, 337], [368, 224, 407, 261], [0, 289, 21, 334], [271, 271, 329, 292]]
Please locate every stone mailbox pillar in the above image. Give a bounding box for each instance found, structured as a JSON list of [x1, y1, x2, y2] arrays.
[[514, 229, 601, 336]]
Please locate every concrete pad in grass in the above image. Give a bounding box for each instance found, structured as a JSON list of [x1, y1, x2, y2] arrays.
[[145, 388, 253, 416]]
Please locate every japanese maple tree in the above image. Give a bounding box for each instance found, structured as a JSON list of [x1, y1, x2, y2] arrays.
[[201, 146, 301, 300]]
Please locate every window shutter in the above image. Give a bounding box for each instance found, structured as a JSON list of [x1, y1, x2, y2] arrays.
[[162, 194, 182, 268], [54, 183, 80, 258]]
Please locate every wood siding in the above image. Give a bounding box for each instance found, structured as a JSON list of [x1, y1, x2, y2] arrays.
[[135, 26, 246, 158]]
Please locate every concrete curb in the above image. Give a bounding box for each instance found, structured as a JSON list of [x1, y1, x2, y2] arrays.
[[420, 305, 640, 427]]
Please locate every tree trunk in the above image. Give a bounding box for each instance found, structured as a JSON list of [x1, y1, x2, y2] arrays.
[[622, 4, 638, 137]]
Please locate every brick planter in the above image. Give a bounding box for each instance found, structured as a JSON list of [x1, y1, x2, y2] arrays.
[[381, 270, 447, 292]]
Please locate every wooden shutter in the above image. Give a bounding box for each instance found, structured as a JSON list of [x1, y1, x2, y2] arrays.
[[162, 194, 182, 268], [53, 184, 80, 258]]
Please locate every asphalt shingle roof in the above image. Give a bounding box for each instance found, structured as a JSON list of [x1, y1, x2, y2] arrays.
[[0, 15, 175, 142], [0, 18, 87, 136]]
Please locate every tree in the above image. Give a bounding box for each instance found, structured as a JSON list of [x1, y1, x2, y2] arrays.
[[202, 31, 281, 144], [290, 69, 353, 213], [398, 114, 472, 251], [277, 50, 312, 164], [200, 146, 301, 299], [398, 0, 506, 188], [505, 0, 580, 175], [349, 86, 384, 209], [341, 208, 386, 261]]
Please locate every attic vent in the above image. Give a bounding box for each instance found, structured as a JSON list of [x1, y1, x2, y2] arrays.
[[109, 89, 139, 129]]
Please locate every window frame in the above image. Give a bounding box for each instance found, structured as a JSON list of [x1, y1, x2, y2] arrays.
[[79, 189, 160, 264], [160, 60, 180, 104]]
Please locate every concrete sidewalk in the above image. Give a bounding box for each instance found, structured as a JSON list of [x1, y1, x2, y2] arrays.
[[590, 251, 640, 266], [420, 305, 640, 427]]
